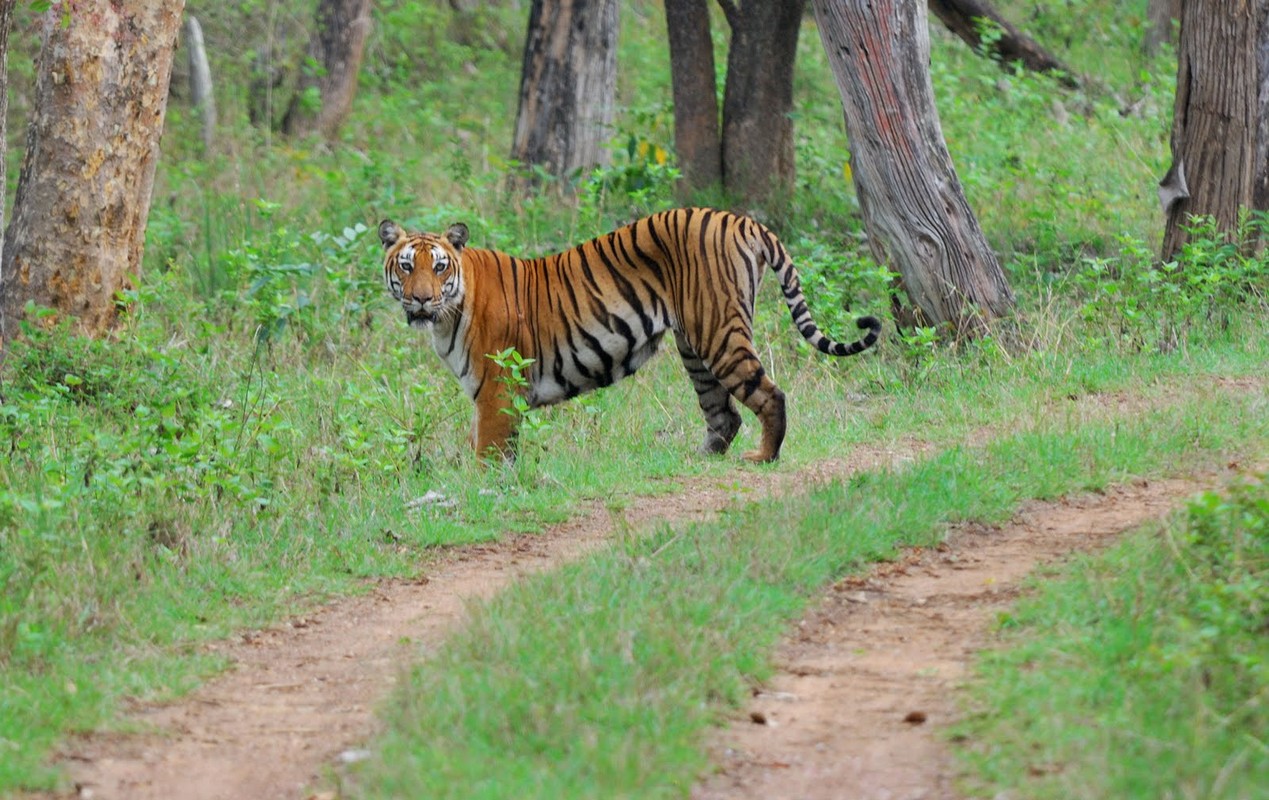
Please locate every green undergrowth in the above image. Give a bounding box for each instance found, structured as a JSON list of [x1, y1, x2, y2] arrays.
[[956, 475, 1269, 799], [347, 372, 1268, 799], [1, 298, 1266, 792]]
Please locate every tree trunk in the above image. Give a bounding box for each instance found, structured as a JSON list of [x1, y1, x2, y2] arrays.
[[719, 0, 804, 208], [510, 0, 619, 192], [1160, 0, 1269, 260], [281, 0, 372, 139], [927, 0, 1079, 88], [811, 0, 1014, 335], [0, 0, 185, 341], [665, 0, 721, 198], [1145, 0, 1181, 56], [185, 14, 216, 154], [0, 0, 13, 340]]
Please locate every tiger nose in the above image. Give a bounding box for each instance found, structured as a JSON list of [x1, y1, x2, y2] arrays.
[[407, 286, 434, 307]]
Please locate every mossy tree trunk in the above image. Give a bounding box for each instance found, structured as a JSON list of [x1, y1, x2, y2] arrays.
[[811, 0, 1014, 335], [1159, 0, 1269, 260], [510, 0, 619, 193], [0, 0, 184, 341]]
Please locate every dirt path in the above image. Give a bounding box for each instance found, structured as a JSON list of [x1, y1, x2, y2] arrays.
[[54, 445, 918, 800], [45, 427, 1248, 799], [691, 475, 1223, 800]]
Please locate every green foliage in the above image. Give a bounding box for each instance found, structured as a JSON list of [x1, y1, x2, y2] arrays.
[[487, 347, 541, 430], [1064, 215, 1269, 351], [957, 475, 1269, 799]]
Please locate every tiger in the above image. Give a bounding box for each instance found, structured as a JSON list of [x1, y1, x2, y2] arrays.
[[377, 207, 881, 463]]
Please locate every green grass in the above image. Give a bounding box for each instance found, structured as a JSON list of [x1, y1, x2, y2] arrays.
[[955, 476, 1269, 799], [2, 0, 1267, 793], [1, 288, 1266, 792], [347, 370, 1268, 799]]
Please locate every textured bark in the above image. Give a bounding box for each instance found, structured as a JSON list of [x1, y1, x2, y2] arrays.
[[927, 0, 1079, 88], [665, 0, 722, 197], [719, 0, 805, 207], [1161, 0, 1269, 259], [185, 15, 216, 153], [0, 1, 184, 341], [812, 0, 1014, 334], [282, 0, 372, 139], [511, 0, 619, 191]]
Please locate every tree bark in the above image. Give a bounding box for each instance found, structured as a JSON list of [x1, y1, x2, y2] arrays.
[[665, 0, 722, 198], [927, 0, 1079, 88], [281, 0, 373, 139], [719, 0, 805, 208], [1160, 0, 1269, 260], [510, 0, 619, 192], [812, 0, 1014, 335], [0, 0, 185, 341]]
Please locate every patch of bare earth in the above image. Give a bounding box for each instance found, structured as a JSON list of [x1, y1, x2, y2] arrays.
[[691, 472, 1241, 800], [49, 444, 915, 800]]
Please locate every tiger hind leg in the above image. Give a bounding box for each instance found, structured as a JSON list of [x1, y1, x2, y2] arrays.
[[675, 334, 742, 455], [703, 340, 787, 463]]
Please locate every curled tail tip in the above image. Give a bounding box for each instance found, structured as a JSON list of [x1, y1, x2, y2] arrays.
[[857, 315, 882, 350]]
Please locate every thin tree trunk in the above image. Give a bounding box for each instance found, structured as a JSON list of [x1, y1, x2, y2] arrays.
[[281, 0, 372, 139], [812, 0, 1014, 335], [510, 0, 619, 192], [1144, 0, 1180, 55], [1160, 0, 1269, 259], [665, 0, 721, 198], [0, 1, 184, 340], [185, 14, 216, 154], [0, 0, 13, 341], [719, 0, 804, 208], [927, 0, 1080, 88]]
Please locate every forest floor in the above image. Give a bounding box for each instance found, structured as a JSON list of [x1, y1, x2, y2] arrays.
[[37, 404, 1246, 800]]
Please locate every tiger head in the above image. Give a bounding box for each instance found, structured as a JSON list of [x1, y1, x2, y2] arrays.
[[378, 219, 470, 329]]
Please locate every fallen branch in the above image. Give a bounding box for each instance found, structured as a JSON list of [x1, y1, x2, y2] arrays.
[[928, 0, 1081, 89]]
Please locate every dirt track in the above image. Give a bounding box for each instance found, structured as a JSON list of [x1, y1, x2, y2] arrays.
[[47, 450, 1240, 800]]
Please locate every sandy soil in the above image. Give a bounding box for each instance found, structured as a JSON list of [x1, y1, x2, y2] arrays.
[[691, 476, 1220, 800], [42, 445, 1246, 799]]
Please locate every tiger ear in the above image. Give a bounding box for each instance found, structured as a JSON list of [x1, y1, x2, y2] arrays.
[[445, 223, 469, 252], [379, 219, 402, 248]]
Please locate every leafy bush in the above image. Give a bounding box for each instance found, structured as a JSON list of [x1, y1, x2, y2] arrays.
[[1067, 215, 1269, 350]]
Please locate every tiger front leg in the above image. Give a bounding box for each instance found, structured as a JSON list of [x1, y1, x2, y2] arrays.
[[470, 394, 519, 462]]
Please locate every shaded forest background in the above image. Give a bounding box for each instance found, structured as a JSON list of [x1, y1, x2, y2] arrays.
[[0, 0, 1179, 309]]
